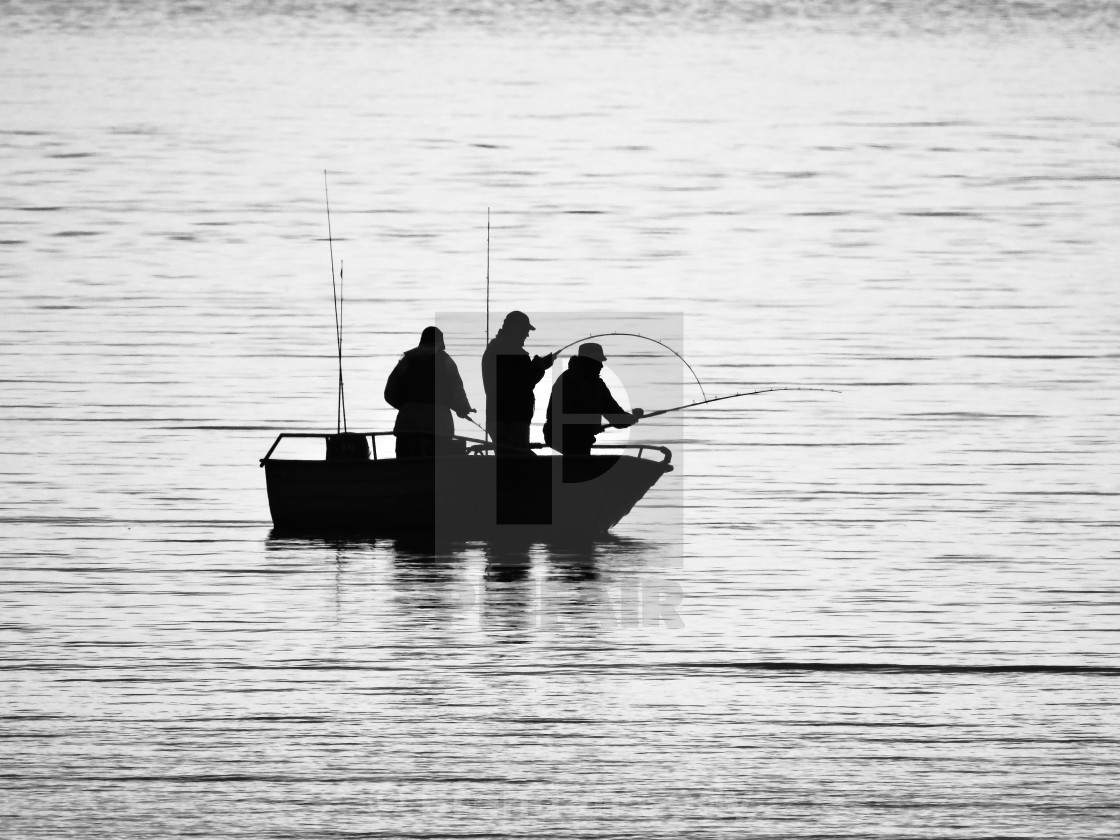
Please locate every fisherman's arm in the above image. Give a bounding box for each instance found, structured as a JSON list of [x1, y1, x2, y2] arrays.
[[599, 383, 643, 428], [384, 358, 407, 409], [443, 356, 476, 419], [528, 351, 556, 384], [604, 408, 643, 428]]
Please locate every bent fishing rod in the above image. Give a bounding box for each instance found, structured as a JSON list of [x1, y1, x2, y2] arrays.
[[552, 332, 709, 401]]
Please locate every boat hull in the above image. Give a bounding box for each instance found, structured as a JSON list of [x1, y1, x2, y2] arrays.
[[264, 453, 672, 539]]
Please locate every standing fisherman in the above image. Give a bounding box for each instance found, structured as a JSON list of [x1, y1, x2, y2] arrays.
[[482, 310, 555, 455], [385, 326, 475, 458], [543, 343, 643, 456]]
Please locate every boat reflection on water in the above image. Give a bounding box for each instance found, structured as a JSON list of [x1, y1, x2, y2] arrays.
[[262, 528, 680, 636], [483, 540, 535, 582]]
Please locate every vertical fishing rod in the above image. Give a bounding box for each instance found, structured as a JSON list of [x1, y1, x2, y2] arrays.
[[324, 170, 347, 434], [339, 260, 347, 432], [483, 208, 492, 446], [485, 207, 491, 347]]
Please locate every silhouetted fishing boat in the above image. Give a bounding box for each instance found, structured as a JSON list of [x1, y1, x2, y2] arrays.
[[260, 432, 673, 538]]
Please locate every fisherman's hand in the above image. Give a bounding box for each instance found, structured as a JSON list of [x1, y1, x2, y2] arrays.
[[457, 408, 476, 419], [632, 408, 644, 421], [537, 352, 556, 369]]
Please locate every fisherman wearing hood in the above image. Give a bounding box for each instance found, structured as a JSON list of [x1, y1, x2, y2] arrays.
[[385, 326, 475, 458], [543, 342, 643, 456], [481, 310, 555, 455]]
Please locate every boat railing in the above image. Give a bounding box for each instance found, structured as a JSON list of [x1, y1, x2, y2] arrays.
[[260, 431, 485, 465], [448, 440, 672, 466], [261, 432, 671, 467], [475, 442, 672, 466], [590, 443, 673, 465]]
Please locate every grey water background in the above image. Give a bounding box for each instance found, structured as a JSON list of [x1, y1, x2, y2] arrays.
[[3, 1, 1120, 836]]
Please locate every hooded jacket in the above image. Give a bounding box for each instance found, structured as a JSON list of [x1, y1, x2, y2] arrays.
[[543, 355, 635, 454], [385, 345, 472, 436]]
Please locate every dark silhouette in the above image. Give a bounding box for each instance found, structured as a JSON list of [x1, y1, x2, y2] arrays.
[[481, 310, 555, 455], [543, 343, 643, 456], [261, 427, 673, 536], [385, 326, 474, 458], [325, 432, 369, 461]]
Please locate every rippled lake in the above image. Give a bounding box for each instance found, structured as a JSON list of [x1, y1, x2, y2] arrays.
[[2, 1, 1119, 836]]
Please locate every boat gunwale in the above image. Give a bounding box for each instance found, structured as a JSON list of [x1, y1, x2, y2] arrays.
[[260, 431, 673, 469]]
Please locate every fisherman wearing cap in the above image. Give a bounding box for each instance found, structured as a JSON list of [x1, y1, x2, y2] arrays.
[[543, 342, 643, 456], [481, 311, 556, 455], [385, 326, 475, 458]]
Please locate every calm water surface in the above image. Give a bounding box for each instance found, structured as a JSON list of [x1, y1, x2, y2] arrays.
[[2, 2, 1119, 836]]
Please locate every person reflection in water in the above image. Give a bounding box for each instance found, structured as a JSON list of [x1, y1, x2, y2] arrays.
[[543, 342, 643, 456], [481, 310, 555, 456], [385, 326, 475, 458]]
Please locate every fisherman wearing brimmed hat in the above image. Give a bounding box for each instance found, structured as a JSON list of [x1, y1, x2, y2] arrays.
[[543, 342, 643, 456], [385, 326, 475, 458], [481, 310, 555, 455]]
